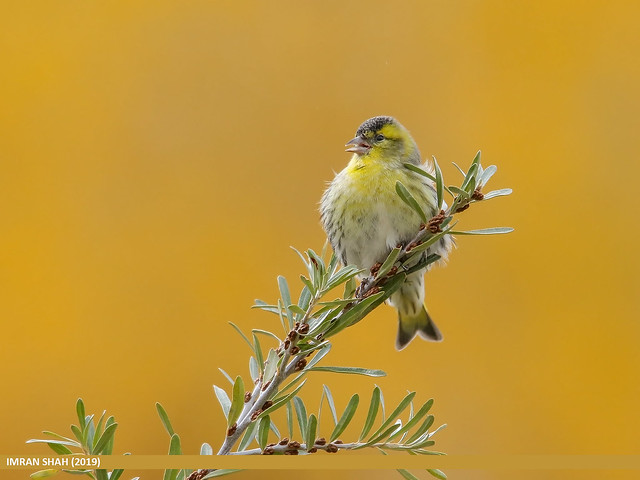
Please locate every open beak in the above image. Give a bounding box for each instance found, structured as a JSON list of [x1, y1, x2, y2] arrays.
[[345, 136, 372, 155]]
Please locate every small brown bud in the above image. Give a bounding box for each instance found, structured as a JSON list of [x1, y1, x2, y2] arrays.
[[284, 449, 299, 455], [284, 339, 290, 349], [227, 423, 237, 436], [261, 400, 273, 410], [244, 391, 252, 403], [362, 286, 380, 298], [288, 330, 297, 341], [387, 266, 398, 276], [262, 447, 274, 455], [334, 439, 343, 444], [294, 358, 307, 371], [298, 323, 309, 334], [326, 443, 339, 453], [279, 437, 289, 445], [261, 381, 271, 391], [294, 322, 300, 329], [455, 203, 470, 213], [308, 447, 318, 453], [316, 334, 323, 341], [288, 441, 301, 449], [472, 188, 484, 201], [290, 345, 300, 355], [251, 410, 262, 421], [315, 437, 327, 445]]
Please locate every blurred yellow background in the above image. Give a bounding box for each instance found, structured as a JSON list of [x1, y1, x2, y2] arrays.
[[1, 1, 639, 479]]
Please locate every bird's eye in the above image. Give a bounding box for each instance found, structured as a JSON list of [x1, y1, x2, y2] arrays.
[[375, 134, 385, 142]]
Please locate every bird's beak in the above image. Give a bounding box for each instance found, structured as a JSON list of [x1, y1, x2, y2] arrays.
[[345, 136, 372, 155]]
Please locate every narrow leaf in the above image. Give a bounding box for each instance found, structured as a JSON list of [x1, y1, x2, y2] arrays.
[[31, 470, 58, 479], [450, 227, 514, 235], [201, 470, 242, 479], [278, 275, 293, 329], [262, 348, 279, 384], [294, 396, 308, 439], [238, 420, 258, 451], [376, 247, 402, 278], [75, 399, 86, 430], [396, 181, 427, 223], [359, 386, 381, 440], [249, 356, 259, 382], [213, 385, 231, 418], [403, 162, 436, 182], [92, 422, 118, 454], [200, 443, 213, 455], [306, 414, 318, 452], [218, 368, 234, 386], [156, 403, 176, 436], [228, 322, 255, 354], [46, 443, 73, 455], [479, 165, 497, 187], [483, 188, 513, 199], [286, 401, 294, 439], [257, 415, 270, 450], [307, 366, 386, 377], [397, 470, 420, 480], [330, 394, 359, 441], [433, 156, 444, 210], [323, 385, 338, 426], [258, 380, 307, 420], [227, 376, 245, 427], [368, 392, 416, 440], [427, 469, 448, 479], [253, 334, 264, 373]]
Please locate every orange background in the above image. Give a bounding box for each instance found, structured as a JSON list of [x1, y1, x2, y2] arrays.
[[1, 1, 639, 479]]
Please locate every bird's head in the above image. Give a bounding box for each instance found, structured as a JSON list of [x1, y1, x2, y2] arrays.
[[345, 116, 420, 164]]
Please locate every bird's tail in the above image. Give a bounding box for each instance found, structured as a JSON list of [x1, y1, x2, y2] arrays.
[[396, 306, 443, 350]]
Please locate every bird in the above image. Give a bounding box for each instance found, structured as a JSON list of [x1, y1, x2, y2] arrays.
[[320, 116, 452, 350]]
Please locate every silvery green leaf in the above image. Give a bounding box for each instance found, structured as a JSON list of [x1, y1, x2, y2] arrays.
[[323, 385, 338, 426], [318, 298, 354, 307], [82, 414, 95, 448], [396, 181, 427, 223], [93, 411, 106, 446], [251, 300, 281, 315], [324, 291, 387, 336], [291, 246, 313, 278], [451, 162, 466, 177], [427, 469, 448, 480], [257, 415, 270, 450], [228, 322, 255, 354], [376, 246, 402, 278], [93, 422, 117, 455], [461, 163, 478, 192], [368, 392, 416, 441], [218, 368, 234, 386], [70, 425, 83, 444], [252, 334, 264, 373], [276, 299, 287, 333], [249, 356, 259, 382], [227, 376, 245, 427], [356, 421, 401, 448], [448, 186, 469, 199], [46, 442, 73, 455], [269, 419, 281, 439], [263, 349, 279, 384], [258, 380, 307, 420], [404, 230, 449, 255], [479, 165, 497, 187], [200, 470, 242, 479], [397, 469, 420, 480], [286, 401, 294, 439], [238, 419, 258, 451], [325, 265, 362, 292], [30, 470, 58, 479], [213, 385, 231, 418], [76, 399, 86, 430], [407, 415, 435, 444], [450, 227, 514, 235], [307, 366, 386, 377], [471, 150, 481, 169], [294, 396, 308, 439], [483, 188, 513, 199], [359, 386, 381, 441], [298, 284, 313, 311], [277, 275, 293, 329], [252, 329, 281, 343], [304, 343, 331, 370], [26, 438, 78, 447], [433, 156, 444, 210], [41, 431, 78, 444], [288, 304, 306, 316], [344, 276, 357, 298], [109, 469, 124, 480], [330, 394, 359, 441], [306, 414, 318, 452], [200, 443, 213, 455], [388, 399, 433, 442], [403, 162, 436, 182]]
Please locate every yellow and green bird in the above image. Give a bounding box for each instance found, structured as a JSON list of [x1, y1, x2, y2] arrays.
[[320, 116, 452, 350]]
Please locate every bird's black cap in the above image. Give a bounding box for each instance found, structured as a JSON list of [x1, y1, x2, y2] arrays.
[[355, 116, 396, 137]]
